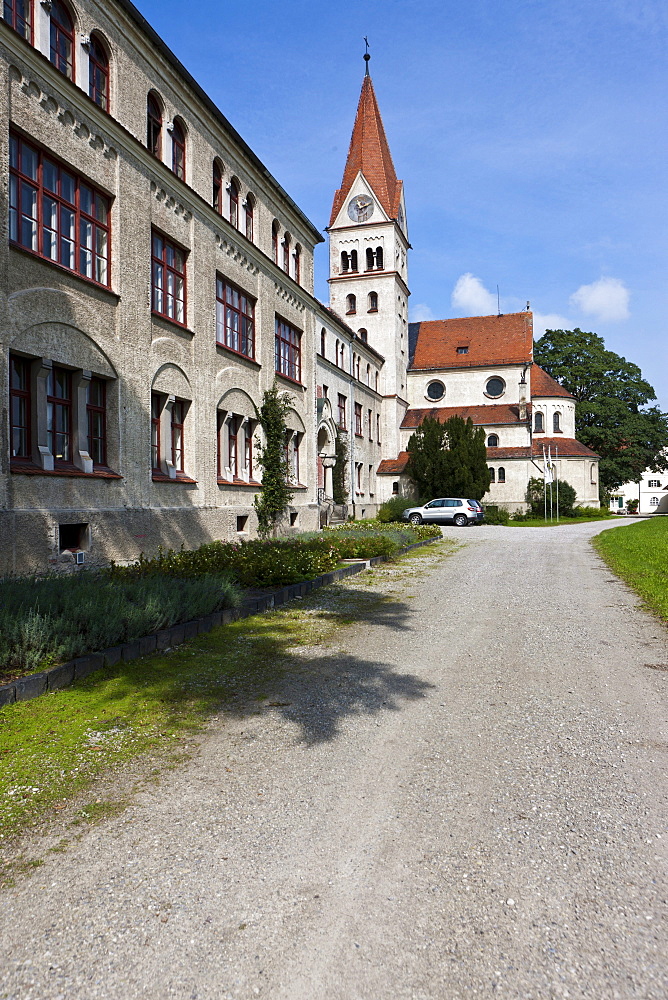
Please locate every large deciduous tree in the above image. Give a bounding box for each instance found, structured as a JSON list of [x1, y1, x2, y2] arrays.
[[406, 414, 490, 501], [534, 328, 668, 494]]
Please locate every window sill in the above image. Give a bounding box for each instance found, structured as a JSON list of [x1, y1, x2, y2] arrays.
[[152, 472, 197, 484], [367, 308, 378, 314], [10, 462, 122, 479], [345, 311, 356, 317], [9, 243, 119, 299], [533, 429, 544, 434], [355, 433, 364, 439], [275, 371, 304, 388], [215, 342, 261, 367], [552, 429, 563, 434], [217, 477, 262, 487], [151, 312, 193, 335]]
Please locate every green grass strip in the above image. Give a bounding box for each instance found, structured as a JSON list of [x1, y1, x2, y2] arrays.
[[508, 515, 616, 527], [593, 518, 668, 622]]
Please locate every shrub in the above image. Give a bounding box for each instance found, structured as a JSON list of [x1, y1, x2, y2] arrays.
[[483, 505, 510, 525], [0, 572, 241, 678], [526, 476, 576, 517], [377, 496, 416, 523], [626, 498, 639, 515], [572, 505, 612, 519]]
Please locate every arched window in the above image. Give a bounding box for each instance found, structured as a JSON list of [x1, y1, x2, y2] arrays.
[[341, 251, 349, 272], [213, 160, 222, 213], [4, 0, 32, 41], [359, 328, 368, 343], [375, 247, 384, 269], [229, 179, 239, 228], [244, 194, 254, 242], [272, 222, 279, 264], [50, 0, 75, 80], [368, 291, 378, 312], [88, 33, 109, 111], [366, 247, 374, 271], [320, 329, 326, 356], [350, 249, 358, 272], [147, 93, 162, 158], [489, 467, 495, 483], [534, 411, 544, 432], [498, 467, 506, 483], [339, 341, 345, 367], [366, 363, 371, 385], [171, 118, 186, 181], [553, 411, 561, 432], [487, 434, 499, 447], [346, 294, 356, 314], [335, 339, 340, 365], [375, 371, 379, 391], [293, 244, 301, 284], [282, 233, 290, 272], [590, 463, 597, 484]]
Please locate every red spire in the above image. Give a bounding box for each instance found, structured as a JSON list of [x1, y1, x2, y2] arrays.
[[330, 74, 403, 226]]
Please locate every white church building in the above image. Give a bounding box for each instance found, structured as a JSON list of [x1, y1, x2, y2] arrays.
[[320, 62, 600, 512]]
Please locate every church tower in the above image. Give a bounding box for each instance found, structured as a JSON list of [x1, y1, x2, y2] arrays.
[[328, 54, 410, 460]]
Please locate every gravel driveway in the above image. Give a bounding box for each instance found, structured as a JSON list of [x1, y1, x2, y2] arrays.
[[1, 520, 667, 999]]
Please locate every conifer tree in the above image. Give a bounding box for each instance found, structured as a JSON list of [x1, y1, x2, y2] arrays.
[[406, 415, 490, 501]]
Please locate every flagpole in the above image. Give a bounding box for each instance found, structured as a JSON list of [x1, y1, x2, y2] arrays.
[[556, 447, 559, 523], [543, 446, 547, 522]]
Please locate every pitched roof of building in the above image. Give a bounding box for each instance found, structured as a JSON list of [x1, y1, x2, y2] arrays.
[[531, 365, 574, 399], [488, 438, 599, 459], [330, 75, 403, 226], [401, 404, 531, 429], [377, 452, 410, 475], [409, 313, 533, 371]]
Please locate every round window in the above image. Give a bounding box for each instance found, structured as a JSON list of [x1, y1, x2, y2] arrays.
[[426, 380, 445, 401], [485, 377, 505, 398]]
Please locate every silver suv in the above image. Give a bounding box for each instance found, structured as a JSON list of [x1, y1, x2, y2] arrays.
[[402, 498, 484, 527]]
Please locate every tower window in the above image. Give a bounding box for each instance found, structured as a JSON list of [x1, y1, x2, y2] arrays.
[[553, 412, 561, 432], [341, 251, 349, 272], [498, 467, 506, 483], [375, 247, 383, 269], [366, 247, 374, 271], [368, 291, 378, 312], [358, 328, 368, 343], [534, 411, 544, 432], [350, 249, 358, 271], [346, 294, 356, 314]]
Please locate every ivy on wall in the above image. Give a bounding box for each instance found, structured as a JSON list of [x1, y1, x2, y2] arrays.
[[254, 383, 295, 536]]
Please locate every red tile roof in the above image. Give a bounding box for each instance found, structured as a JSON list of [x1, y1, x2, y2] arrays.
[[531, 365, 574, 398], [377, 452, 410, 475], [401, 404, 531, 429], [487, 438, 599, 459], [330, 75, 403, 226], [410, 313, 533, 371]]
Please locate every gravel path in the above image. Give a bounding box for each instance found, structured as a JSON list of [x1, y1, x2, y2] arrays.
[[1, 520, 667, 999]]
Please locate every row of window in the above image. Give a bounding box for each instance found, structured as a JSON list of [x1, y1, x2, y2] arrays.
[[488, 467, 506, 484], [534, 411, 561, 433], [340, 248, 383, 273], [3, 5, 299, 278], [319, 332, 380, 389], [332, 392, 381, 443], [9, 354, 303, 484], [354, 463, 376, 496], [346, 292, 378, 315]]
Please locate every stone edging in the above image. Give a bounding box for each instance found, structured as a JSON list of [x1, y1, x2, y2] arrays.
[[0, 537, 438, 709]]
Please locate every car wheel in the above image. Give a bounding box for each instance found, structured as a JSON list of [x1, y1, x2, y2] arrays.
[[453, 514, 468, 527], [409, 513, 423, 525]]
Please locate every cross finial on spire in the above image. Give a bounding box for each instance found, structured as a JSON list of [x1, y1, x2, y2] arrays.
[[363, 36, 370, 75]]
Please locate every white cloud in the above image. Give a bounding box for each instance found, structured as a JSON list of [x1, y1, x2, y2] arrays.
[[569, 277, 630, 322], [532, 312, 573, 336], [451, 273, 497, 315], [409, 303, 435, 322]]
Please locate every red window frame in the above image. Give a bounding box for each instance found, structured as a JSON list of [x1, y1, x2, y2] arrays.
[[292, 434, 300, 484], [244, 198, 254, 241], [50, 0, 74, 80], [244, 422, 253, 480], [86, 377, 107, 466], [337, 394, 347, 430], [171, 400, 185, 472], [9, 354, 31, 462], [376, 413, 381, 444], [88, 34, 109, 111], [171, 119, 186, 181], [275, 317, 301, 383], [229, 181, 239, 228], [3, 0, 32, 42], [282, 235, 290, 273], [213, 162, 222, 214], [147, 94, 162, 158], [151, 394, 161, 471], [151, 230, 187, 326], [293, 245, 301, 284], [46, 366, 72, 464], [228, 416, 238, 478], [216, 275, 255, 359], [354, 402, 363, 437], [272, 226, 279, 264], [9, 133, 111, 287], [368, 409, 373, 440]]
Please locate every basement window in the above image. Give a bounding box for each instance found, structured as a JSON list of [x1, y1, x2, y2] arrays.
[[289, 512, 299, 526], [236, 515, 248, 533], [59, 522, 89, 552]]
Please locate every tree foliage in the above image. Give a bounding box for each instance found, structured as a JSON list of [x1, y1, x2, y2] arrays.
[[525, 476, 576, 518], [253, 384, 295, 536], [332, 434, 349, 505], [534, 328, 668, 494], [406, 414, 490, 501]]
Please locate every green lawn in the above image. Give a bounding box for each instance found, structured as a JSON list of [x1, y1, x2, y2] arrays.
[[593, 518, 668, 621]]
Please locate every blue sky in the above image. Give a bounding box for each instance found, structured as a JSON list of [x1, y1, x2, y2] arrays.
[[136, 0, 668, 409]]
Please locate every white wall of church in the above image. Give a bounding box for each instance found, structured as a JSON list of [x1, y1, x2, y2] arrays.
[[406, 365, 527, 408], [531, 398, 576, 438]]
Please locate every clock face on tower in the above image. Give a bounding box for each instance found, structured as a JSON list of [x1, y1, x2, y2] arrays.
[[347, 194, 374, 223]]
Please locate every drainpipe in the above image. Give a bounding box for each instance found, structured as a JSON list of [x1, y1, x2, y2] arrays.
[[349, 344, 356, 520]]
